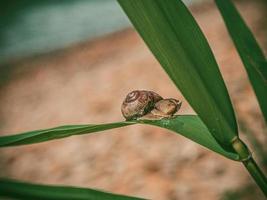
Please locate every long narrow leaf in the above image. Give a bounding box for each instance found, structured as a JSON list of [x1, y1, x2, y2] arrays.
[[117, 0, 238, 148], [0, 115, 239, 160], [0, 178, 145, 200], [215, 0, 267, 122], [0, 122, 133, 147]]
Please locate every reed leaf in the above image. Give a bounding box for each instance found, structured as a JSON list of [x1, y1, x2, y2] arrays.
[[0, 178, 145, 200], [0, 115, 239, 160], [215, 0, 267, 122], [117, 0, 238, 148]]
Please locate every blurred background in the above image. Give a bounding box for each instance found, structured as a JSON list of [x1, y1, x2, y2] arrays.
[[0, 0, 267, 199]]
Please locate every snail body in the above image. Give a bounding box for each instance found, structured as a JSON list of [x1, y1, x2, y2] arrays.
[[151, 98, 182, 117], [121, 90, 182, 120]]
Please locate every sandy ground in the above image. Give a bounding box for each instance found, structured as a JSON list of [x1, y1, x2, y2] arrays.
[[0, 0, 267, 199]]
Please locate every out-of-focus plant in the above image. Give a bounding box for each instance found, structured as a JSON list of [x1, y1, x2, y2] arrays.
[[0, 0, 266, 199], [215, 0, 267, 123]]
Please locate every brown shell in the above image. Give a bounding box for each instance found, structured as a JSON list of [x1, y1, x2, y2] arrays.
[[121, 90, 163, 120]]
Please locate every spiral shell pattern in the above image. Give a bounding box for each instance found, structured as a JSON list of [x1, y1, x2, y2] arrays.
[[121, 90, 163, 120]]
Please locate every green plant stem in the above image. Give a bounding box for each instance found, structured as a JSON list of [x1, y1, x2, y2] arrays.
[[238, 119, 267, 170], [232, 137, 267, 196]]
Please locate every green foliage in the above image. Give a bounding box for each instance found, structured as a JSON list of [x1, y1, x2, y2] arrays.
[[117, 0, 237, 148], [215, 0, 267, 122], [0, 122, 133, 147], [0, 115, 239, 160], [0, 178, 145, 200]]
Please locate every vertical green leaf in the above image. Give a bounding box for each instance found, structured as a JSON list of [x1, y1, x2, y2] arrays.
[[117, 0, 238, 148], [215, 0, 267, 122]]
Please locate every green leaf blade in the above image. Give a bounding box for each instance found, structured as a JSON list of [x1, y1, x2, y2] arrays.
[[0, 122, 134, 147], [141, 116, 239, 161], [0, 178, 145, 200], [215, 0, 267, 122], [0, 116, 240, 160], [117, 0, 238, 147]]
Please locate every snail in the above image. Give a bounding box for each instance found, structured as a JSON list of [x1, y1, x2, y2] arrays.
[[121, 90, 182, 120]]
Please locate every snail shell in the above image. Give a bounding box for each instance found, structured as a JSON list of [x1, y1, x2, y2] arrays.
[[121, 90, 163, 120]]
